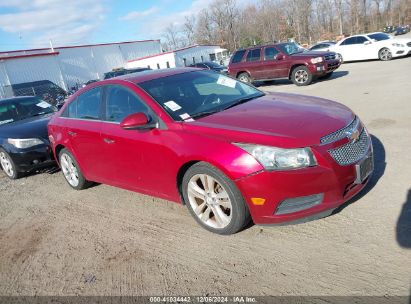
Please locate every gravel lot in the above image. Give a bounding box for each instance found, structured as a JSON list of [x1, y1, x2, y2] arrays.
[[1, 50, 410, 296]]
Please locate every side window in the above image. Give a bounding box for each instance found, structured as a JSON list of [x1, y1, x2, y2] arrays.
[[246, 49, 261, 62], [341, 37, 357, 45], [264, 47, 280, 60], [65, 87, 102, 120], [231, 50, 246, 63], [311, 44, 325, 50], [355, 36, 368, 44], [76, 87, 102, 120], [105, 85, 149, 123]]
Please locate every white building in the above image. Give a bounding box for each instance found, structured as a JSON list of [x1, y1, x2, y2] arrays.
[[0, 40, 162, 98], [126, 45, 228, 70]]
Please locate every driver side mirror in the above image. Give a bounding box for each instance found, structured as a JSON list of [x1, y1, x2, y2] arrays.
[[120, 112, 158, 130], [364, 41, 372, 45], [276, 54, 285, 60]]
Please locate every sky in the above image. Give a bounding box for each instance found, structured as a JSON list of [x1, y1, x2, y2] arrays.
[[0, 0, 223, 52]]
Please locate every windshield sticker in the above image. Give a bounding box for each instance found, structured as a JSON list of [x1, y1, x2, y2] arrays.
[[179, 113, 194, 122], [164, 100, 182, 112], [36, 101, 51, 109], [217, 75, 237, 88], [0, 119, 14, 125]]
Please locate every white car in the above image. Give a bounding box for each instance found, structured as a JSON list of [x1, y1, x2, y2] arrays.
[[330, 32, 408, 62]]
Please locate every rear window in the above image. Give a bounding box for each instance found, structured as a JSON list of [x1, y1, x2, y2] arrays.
[[231, 50, 246, 64]]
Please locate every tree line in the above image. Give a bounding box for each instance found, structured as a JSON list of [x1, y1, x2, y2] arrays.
[[162, 0, 411, 51]]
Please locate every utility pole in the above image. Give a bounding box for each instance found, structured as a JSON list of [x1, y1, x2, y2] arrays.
[[49, 39, 55, 52]]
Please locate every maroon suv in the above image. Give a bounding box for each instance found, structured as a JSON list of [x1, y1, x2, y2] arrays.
[[228, 42, 341, 86]]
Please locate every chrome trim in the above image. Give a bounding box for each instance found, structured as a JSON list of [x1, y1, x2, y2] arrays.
[[320, 116, 360, 145]]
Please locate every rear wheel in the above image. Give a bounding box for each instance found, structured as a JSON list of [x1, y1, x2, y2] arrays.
[[379, 48, 392, 61], [291, 66, 313, 86], [0, 149, 19, 179], [182, 162, 251, 235], [237, 72, 251, 84], [59, 148, 92, 190], [336, 53, 343, 63]]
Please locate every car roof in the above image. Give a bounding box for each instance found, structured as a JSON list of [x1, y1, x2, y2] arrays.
[[113, 67, 200, 84]]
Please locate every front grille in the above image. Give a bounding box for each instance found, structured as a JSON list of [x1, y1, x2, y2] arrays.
[[328, 129, 370, 165], [324, 53, 336, 60], [407, 42, 411, 47], [320, 117, 359, 145]]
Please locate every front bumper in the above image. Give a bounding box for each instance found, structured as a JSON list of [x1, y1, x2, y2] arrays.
[[235, 141, 372, 225], [310, 59, 341, 76], [7, 144, 55, 172]]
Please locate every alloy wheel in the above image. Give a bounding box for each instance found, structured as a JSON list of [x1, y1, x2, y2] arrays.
[[60, 153, 80, 187], [187, 174, 232, 229], [380, 49, 392, 61], [0, 152, 14, 177], [239, 75, 249, 83], [295, 69, 309, 84]]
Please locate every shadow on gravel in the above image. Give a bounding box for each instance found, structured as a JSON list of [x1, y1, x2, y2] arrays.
[[254, 70, 349, 87], [396, 189, 411, 248], [332, 134, 386, 215]]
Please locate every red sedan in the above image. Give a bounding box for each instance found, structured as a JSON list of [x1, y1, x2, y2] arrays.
[[48, 68, 373, 234]]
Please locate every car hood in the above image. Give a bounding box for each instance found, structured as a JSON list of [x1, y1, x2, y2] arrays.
[[291, 50, 335, 58], [0, 113, 53, 141], [185, 92, 354, 148]]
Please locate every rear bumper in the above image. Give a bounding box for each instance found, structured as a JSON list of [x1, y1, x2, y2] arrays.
[[7, 144, 55, 172], [235, 145, 372, 225]]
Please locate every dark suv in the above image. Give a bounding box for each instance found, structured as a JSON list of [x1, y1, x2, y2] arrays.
[[228, 42, 341, 86]]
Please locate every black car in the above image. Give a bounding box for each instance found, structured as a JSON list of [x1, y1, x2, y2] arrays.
[[5, 80, 67, 106], [189, 62, 228, 73], [0, 96, 56, 179], [103, 67, 151, 80]]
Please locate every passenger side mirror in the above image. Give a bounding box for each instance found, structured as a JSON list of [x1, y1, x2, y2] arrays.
[[120, 112, 158, 130]]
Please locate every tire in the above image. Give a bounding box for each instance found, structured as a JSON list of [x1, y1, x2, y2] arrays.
[[0, 148, 20, 179], [59, 148, 92, 190], [182, 162, 251, 235], [291, 66, 313, 86], [379, 48, 392, 61], [237, 72, 251, 84], [336, 53, 344, 63]]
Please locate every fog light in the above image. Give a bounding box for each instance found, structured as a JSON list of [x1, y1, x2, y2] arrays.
[[251, 198, 266, 205], [275, 193, 323, 215]]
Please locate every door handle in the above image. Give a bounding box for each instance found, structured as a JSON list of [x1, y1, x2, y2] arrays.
[[103, 138, 115, 144], [68, 131, 77, 137]]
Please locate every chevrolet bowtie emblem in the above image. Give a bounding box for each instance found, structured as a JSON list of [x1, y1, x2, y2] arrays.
[[346, 129, 360, 142]]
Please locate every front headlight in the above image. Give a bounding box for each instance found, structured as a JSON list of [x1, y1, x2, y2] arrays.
[[8, 138, 44, 149], [392, 43, 405, 47], [310, 57, 323, 64], [234, 143, 317, 170]]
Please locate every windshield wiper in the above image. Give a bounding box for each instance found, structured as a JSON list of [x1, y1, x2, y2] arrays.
[[222, 94, 264, 111], [190, 94, 264, 120], [190, 109, 222, 119]]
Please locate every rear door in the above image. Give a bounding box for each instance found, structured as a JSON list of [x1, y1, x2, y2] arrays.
[[62, 86, 105, 182], [243, 48, 264, 79]]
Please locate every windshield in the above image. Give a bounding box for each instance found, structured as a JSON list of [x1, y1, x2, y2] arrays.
[[277, 42, 306, 55], [367, 33, 391, 41], [139, 70, 264, 121], [0, 97, 55, 126]]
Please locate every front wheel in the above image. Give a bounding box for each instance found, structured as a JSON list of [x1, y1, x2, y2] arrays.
[[182, 162, 251, 235], [291, 66, 313, 86], [0, 149, 20, 179], [379, 48, 392, 61], [59, 148, 92, 190]]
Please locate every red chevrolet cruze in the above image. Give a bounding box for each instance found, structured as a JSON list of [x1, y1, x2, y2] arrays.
[[48, 68, 373, 234]]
